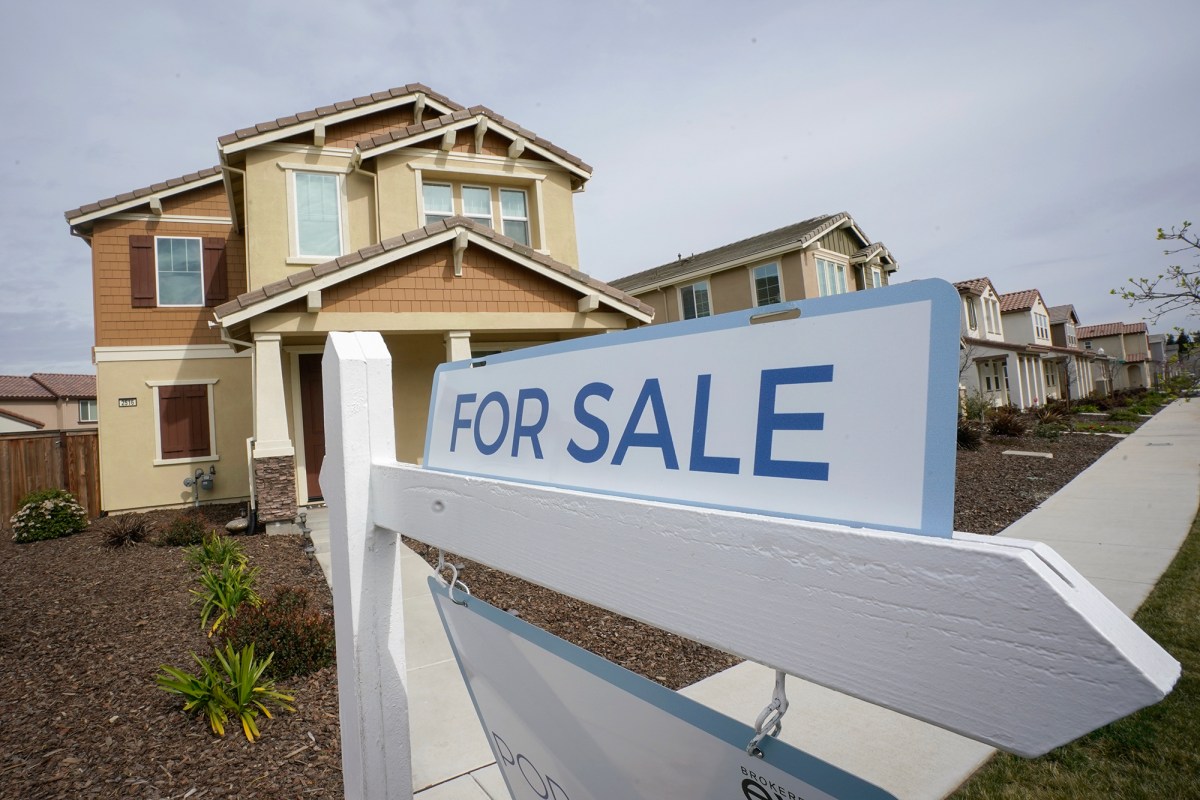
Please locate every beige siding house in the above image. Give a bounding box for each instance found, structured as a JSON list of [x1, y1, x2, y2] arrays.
[[1077, 322, 1153, 392], [66, 84, 651, 525], [0, 374, 97, 433], [609, 213, 896, 321]]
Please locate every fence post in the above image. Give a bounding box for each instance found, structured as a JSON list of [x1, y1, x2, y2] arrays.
[[321, 331, 412, 799]]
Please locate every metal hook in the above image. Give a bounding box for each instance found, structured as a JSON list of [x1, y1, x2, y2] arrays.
[[746, 670, 789, 758], [436, 549, 470, 606]]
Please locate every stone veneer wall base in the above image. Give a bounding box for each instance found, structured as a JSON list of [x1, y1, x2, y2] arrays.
[[253, 454, 298, 527]]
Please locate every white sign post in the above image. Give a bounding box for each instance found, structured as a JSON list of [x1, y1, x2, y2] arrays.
[[322, 280, 1179, 799]]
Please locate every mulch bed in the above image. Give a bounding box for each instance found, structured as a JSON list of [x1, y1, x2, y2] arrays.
[[0, 426, 1128, 798]]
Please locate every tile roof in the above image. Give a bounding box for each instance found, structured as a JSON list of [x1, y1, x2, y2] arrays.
[[357, 105, 591, 173], [953, 277, 996, 296], [0, 407, 45, 429], [0, 376, 54, 400], [31, 373, 96, 399], [609, 213, 850, 292], [1077, 322, 1148, 339], [1046, 304, 1078, 325], [64, 165, 223, 222], [998, 289, 1044, 313], [213, 217, 652, 321], [216, 83, 465, 146]]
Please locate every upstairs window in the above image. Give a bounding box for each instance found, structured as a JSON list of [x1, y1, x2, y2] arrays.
[[1034, 312, 1050, 340], [78, 399, 97, 423], [422, 183, 454, 225], [870, 266, 884, 288], [752, 263, 782, 306], [966, 298, 978, 330], [462, 186, 493, 228], [679, 281, 711, 320], [816, 257, 847, 297], [293, 172, 342, 258], [156, 237, 203, 306], [1067, 325, 1077, 346], [500, 189, 530, 245]]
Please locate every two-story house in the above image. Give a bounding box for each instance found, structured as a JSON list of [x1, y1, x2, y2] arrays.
[[1077, 322, 1153, 392], [0, 374, 97, 433], [956, 278, 1023, 407], [608, 213, 896, 322], [1045, 305, 1096, 401], [65, 84, 651, 527]]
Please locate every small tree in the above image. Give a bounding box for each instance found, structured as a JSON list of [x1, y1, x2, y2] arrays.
[[1178, 330, 1192, 356], [1115, 221, 1200, 321]]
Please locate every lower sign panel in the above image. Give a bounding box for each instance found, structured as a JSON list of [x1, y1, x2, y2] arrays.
[[430, 577, 896, 800]]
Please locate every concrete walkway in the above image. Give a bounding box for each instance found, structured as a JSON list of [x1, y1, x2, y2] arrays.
[[305, 398, 1200, 799]]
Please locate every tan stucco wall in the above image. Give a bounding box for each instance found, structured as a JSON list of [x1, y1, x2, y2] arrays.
[[96, 355, 252, 512], [709, 267, 752, 314], [0, 399, 72, 431]]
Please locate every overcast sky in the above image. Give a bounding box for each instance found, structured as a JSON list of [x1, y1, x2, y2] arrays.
[[1, 0, 1196, 376]]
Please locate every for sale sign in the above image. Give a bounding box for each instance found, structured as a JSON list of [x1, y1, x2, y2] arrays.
[[424, 279, 960, 536]]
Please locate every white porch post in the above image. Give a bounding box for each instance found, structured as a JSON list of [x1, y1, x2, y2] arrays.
[[322, 332, 411, 799], [253, 333, 294, 457], [1006, 354, 1023, 408], [444, 330, 472, 362]]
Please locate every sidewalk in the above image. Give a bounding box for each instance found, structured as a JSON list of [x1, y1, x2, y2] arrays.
[[307, 398, 1200, 799]]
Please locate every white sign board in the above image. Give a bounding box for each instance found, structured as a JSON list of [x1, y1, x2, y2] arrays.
[[425, 280, 961, 536], [430, 578, 898, 800]]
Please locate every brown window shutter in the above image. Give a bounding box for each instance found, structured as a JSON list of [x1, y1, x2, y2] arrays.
[[202, 237, 227, 307], [159, 385, 211, 459], [130, 236, 155, 307]]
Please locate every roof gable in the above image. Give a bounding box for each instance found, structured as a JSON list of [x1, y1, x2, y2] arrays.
[[998, 289, 1046, 314], [611, 212, 891, 293], [1047, 304, 1078, 326], [214, 217, 652, 326], [953, 277, 1000, 299], [0, 408, 45, 430], [65, 166, 223, 225]]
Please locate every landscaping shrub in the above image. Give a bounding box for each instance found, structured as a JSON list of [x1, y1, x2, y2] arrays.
[[186, 534, 246, 572], [1034, 406, 1066, 426], [957, 421, 983, 451], [103, 514, 152, 548], [1074, 403, 1101, 413], [1074, 421, 1136, 435], [158, 511, 209, 547], [962, 391, 990, 423], [10, 490, 88, 544], [1108, 408, 1140, 422], [1034, 422, 1068, 440], [157, 642, 294, 742], [987, 406, 1027, 437], [193, 560, 261, 636], [223, 585, 335, 680]]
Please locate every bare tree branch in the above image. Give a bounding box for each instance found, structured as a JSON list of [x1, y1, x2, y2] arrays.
[[1114, 221, 1200, 322]]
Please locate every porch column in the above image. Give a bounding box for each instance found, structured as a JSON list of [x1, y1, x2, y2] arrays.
[[444, 330, 472, 362], [1033, 357, 1047, 404], [1006, 354, 1024, 408], [252, 332, 298, 531]]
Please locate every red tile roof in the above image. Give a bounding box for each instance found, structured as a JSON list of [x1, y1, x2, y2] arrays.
[[1077, 322, 1148, 339], [213, 217, 652, 321], [953, 277, 996, 297], [0, 376, 54, 400], [31, 373, 96, 399], [217, 83, 465, 147], [998, 289, 1044, 313], [64, 165, 223, 222]]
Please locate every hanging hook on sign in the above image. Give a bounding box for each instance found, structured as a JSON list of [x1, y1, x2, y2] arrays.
[[435, 549, 471, 606], [746, 670, 789, 758]]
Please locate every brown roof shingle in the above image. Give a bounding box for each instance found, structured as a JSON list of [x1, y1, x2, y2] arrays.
[[610, 213, 851, 292], [998, 289, 1044, 313], [1046, 304, 1078, 325], [31, 373, 96, 399], [0, 376, 55, 400], [216, 83, 465, 146], [64, 166, 223, 222], [953, 277, 996, 296], [213, 217, 652, 321], [1077, 321, 1148, 339]]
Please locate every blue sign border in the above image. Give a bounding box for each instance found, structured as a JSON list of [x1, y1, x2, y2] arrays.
[[424, 278, 960, 537], [430, 577, 898, 800]]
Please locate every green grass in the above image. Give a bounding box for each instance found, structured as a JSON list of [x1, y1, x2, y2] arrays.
[[1072, 421, 1136, 435], [950, 506, 1200, 799]]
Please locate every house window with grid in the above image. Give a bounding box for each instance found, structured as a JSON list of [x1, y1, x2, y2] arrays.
[[422, 182, 454, 225], [156, 237, 203, 306], [679, 281, 711, 320], [752, 263, 782, 306], [966, 298, 978, 331], [500, 189, 530, 245], [1034, 312, 1050, 340], [1066, 325, 1077, 347], [816, 258, 847, 297], [78, 399, 97, 423], [293, 172, 342, 258], [462, 186, 493, 228]]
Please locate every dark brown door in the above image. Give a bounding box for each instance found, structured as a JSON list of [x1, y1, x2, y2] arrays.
[[298, 354, 325, 501]]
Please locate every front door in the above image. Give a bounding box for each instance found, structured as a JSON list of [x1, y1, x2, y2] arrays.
[[298, 354, 325, 501]]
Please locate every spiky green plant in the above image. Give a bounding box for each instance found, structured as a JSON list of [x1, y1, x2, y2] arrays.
[[192, 560, 260, 636], [185, 533, 246, 572]]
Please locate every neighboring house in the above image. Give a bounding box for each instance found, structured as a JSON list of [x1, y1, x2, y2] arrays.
[[65, 83, 651, 524], [608, 213, 896, 322], [1045, 305, 1096, 401], [0, 373, 97, 433], [1077, 322, 1152, 391], [956, 278, 1027, 408], [1147, 334, 1168, 385]]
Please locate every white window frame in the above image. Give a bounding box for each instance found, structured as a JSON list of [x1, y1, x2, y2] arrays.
[[678, 280, 712, 320], [750, 262, 783, 307], [420, 181, 455, 226], [286, 168, 348, 264], [870, 266, 883, 288], [147, 378, 219, 466], [415, 170, 543, 251], [78, 399, 98, 423], [499, 187, 530, 245], [965, 298, 978, 331], [1066, 325, 1077, 347], [815, 257, 848, 297], [154, 235, 204, 308], [461, 184, 494, 228]]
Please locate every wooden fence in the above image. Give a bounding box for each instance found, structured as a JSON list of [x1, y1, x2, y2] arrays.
[[0, 430, 101, 522]]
